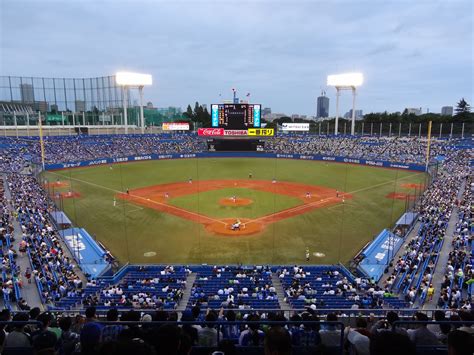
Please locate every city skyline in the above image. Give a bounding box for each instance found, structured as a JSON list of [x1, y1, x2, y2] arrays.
[[1, 0, 472, 116]]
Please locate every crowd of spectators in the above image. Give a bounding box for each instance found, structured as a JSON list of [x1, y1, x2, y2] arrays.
[[0, 134, 459, 167], [0, 176, 23, 308], [437, 174, 473, 310], [7, 173, 83, 306], [0, 307, 473, 355], [266, 136, 451, 164], [189, 265, 278, 310]]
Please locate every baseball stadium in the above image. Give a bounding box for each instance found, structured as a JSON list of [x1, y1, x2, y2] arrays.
[[0, 77, 472, 354], [1, 0, 474, 347]]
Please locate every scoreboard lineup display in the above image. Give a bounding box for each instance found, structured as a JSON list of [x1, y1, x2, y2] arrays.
[[211, 104, 261, 129]]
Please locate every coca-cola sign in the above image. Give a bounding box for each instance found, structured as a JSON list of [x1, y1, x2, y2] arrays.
[[198, 128, 224, 136]]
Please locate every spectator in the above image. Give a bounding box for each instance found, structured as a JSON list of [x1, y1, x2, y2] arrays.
[[197, 310, 222, 347], [101, 309, 123, 343], [58, 316, 80, 355], [369, 331, 416, 355], [264, 327, 291, 355], [3, 313, 32, 349], [319, 313, 341, 347], [407, 312, 440, 346], [239, 314, 265, 346], [447, 330, 474, 355]]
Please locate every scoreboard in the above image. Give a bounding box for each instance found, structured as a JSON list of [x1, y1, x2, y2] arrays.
[[211, 104, 261, 129]]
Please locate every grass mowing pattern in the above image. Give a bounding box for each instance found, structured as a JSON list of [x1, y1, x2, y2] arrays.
[[43, 158, 427, 265]]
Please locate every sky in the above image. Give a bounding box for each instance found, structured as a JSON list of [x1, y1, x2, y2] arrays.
[[1, 0, 473, 116]]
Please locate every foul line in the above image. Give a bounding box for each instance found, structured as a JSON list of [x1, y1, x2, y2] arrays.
[[47, 171, 226, 225], [244, 172, 423, 225], [49, 170, 423, 227]]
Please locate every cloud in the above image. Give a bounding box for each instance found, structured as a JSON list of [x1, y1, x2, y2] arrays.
[[0, 0, 472, 115]]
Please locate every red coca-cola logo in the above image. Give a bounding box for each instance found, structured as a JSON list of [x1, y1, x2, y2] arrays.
[[198, 128, 224, 136]]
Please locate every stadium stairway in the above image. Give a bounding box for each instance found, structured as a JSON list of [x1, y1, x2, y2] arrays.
[[3, 175, 44, 310], [177, 272, 196, 311], [424, 179, 467, 309], [271, 272, 292, 311]]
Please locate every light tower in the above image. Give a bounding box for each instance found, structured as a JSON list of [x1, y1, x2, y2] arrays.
[[327, 73, 364, 136], [115, 72, 153, 134]]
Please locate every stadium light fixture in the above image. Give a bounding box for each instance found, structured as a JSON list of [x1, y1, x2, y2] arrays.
[[327, 72, 364, 136], [327, 73, 364, 87], [115, 72, 153, 134]]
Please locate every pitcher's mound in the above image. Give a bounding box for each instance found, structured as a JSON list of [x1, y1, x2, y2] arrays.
[[206, 218, 264, 236], [219, 197, 253, 207]]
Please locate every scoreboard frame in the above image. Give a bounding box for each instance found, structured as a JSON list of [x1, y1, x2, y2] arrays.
[[211, 103, 261, 129]]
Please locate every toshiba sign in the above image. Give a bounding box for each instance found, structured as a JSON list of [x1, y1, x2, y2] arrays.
[[197, 128, 225, 136]]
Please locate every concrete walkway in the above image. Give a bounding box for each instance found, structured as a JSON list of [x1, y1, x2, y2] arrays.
[[3, 174, 44, 310], [424, 179, 467, 309], [177, 272, 196, 311], [271, 272, 292, 311]]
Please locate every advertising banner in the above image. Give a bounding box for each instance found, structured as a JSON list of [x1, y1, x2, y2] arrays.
[[197, 128, 224, 136], [281, 123, 310, 131], [162, 122, 190, 131], [45, 152, 425, 172], [224, 130, 248, 136], [247, 128, 274, 136]]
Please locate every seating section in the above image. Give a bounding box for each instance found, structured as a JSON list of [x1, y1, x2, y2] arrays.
[[188, 265, 279, 310], [280, 266, 407, 310]]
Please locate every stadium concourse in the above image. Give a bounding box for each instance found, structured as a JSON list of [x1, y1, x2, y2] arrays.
[[0, 133, 472, 355]]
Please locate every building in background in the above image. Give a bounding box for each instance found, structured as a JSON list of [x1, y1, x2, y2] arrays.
[[262, 107, 272, 117], [146, 101, 154, 109], [441, 106, 453, 116], [344, 109, 363, 120], [0, 75, 130, 113], [317, 91, 329, 118], [405, 107, 422, 116]]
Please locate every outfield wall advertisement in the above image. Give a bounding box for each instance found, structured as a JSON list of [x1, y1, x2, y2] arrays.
[[162, 122, 190, 131], [281, 123, 310, 131], [45, 152, 426, 171]]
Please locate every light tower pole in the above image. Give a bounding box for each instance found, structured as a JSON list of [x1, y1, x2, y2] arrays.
[[327, 73, 364, 136], [116, 72, 152, 135]]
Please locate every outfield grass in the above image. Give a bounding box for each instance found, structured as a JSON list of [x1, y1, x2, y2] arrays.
[[43, 158, 427, 265]]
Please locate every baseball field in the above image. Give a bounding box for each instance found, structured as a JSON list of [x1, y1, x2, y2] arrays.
[[42, 158, 427, 265]]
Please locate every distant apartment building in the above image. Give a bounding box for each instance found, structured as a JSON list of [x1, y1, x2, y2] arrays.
[[441, 106, 453, 116], [405, 107, 422, 116], [344, 109, 363, 120], [317, 91, 329, 118]]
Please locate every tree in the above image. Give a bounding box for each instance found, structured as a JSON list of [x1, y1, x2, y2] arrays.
[[183, 104, 193, 119], [454, 98, 471, 121]]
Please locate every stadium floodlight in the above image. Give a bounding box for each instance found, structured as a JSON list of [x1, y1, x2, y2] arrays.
[[116, 72, 152, 86], [115, 72, 153, 134], [327, 73, 363, 87], [327, 72, 364, 136]]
